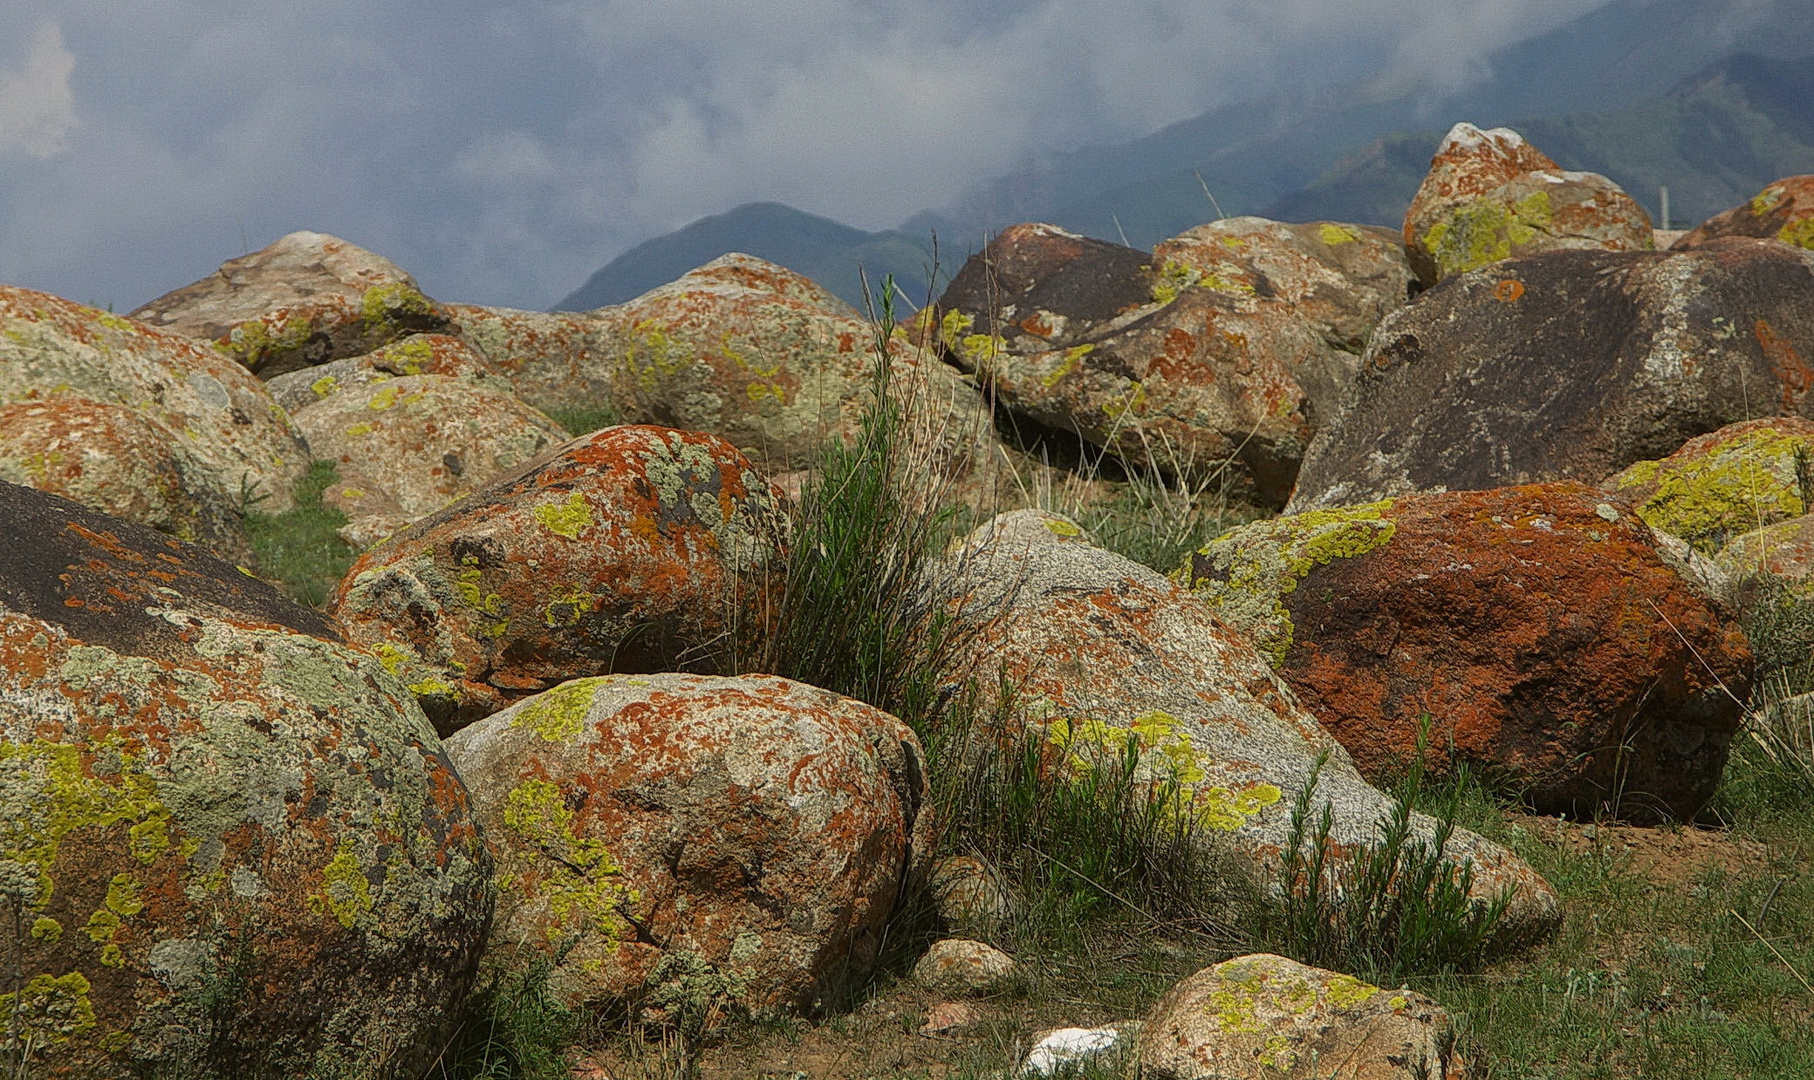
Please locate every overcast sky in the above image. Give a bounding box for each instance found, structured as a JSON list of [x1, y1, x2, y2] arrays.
[[0, 0, 1611, 312]]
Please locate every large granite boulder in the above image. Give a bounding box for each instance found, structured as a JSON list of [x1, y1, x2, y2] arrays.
[[1141, 954, 1463, 1080], [934, 221, 1409, 505], [1179, 484, 1751, 822], [328, 426, 789, 734], [445, 673, 925, 1019], [0, 286, 311, 516], [1288, 243, 1814, 513], [1675, 175, 1814, 252], [1604, 417, 1814, 554], [922, 510, 1560, 944], [0, 399, 254, 565], [0, 480, 491, 1078], [264, 332, 497, 415], [443, 304, 616, 416], [291, 373, 571, 549], [1404, 122, 1653, 286], [130, 231, 451, 378]]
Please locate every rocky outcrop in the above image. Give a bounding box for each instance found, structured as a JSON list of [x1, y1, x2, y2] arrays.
[[264, 332, 497, 415], [444, 673, 925, 1018], [443, 304, 616, 415], [1289, 243, 1814, 512], [1404, 122, 1652, 285], [1604, 417, 1814, 554], [291, 373, 571, 549], [0, 480, 491, 1078], [1179, 484, 1751, 822], [1141, 954, 1463, 1080], [0, 286, 311, 520], [130, 231, 451, 377], [328, 426, 788, 734], [934, 220, 1411, 505], [922, 510, 1560, 943], [1675, 176, 1814, 252]]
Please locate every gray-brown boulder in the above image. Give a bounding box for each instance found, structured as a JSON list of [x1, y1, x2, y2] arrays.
[[1675, 175, 1814, 252], [0, 285, 311, 514], [443, 303, 617, 416], [1179, 484, 1752, 822], [444, 673, 925, 1018], [1141, 954, 1464, 1080], [1288, 243, 1814, 513], [328, 426, 788, 734], [1404, 122, 1653, 286], [923, 510, 1559, 944], [264, 332, 497, 415], [0, 480, 491, 1078], [130, 231, 451, 378]]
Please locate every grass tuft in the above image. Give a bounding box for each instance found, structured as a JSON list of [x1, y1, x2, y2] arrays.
[[244, 459, 356, 608]]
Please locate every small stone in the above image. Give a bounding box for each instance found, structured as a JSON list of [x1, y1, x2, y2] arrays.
[[1018, 1025, 1136, 1077], [911, 939, 1017, 995], [930, 855, 1012, 934], [919, 1000, 983, 1037]]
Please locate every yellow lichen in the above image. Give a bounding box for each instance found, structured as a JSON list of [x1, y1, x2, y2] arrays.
[[360, 282, 434, 330], [533, 491, 593, 540], [1777, 217, 1814, 251], [312, 840, 375, 929], [1422, 188, 1554, 279], [1319, 223, 1361, 246], [1151, 259, 1202, 305], [0, 971, 96, 1050], [511, 678, 603, 743], [1047, 712, 1281, 831], [1041, 344, 1094, 388], [310, 375, 340, 398], [501, 778, 637, 946], [1324, 973, 1382, 1009], [1612, 425, 1813, 552]]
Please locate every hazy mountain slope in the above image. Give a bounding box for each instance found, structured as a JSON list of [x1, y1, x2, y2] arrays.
[[1268, 52, 1814, 231], [553, 202, 941, 312]]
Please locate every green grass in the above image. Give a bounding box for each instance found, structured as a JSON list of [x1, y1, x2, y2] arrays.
[[244, 460, 356, 608], [543, 402, 622, 439]]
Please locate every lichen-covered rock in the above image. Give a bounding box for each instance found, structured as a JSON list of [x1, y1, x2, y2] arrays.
[[929, 855, 1011, 935], [292, 374, 571, 549], [597, 254, 995, 479], [1288, 243, 1814, 513], [444, 303, 617, 415], [1604, 417, 1814, 554], [0, 480, 491, 1079], [1404, 123, 1652, 285], [911, 939, 1016, 995], [1141, 954, 1463, 1080], [1715, 514, 1814, 598], [1179, 484, 1751, 821], [265, 332, 497, 415], [443, 673, 925, 1017], [935, 221, 1408, 505], [924, 510, 1559, 943], [1675, 176, 1814, 252], [0, 399, 253, 564], [0, 286, 311, 514], [328, 426, 788, 734], [130, 231, 451, 378]]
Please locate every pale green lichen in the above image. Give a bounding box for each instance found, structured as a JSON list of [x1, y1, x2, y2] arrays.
[[501, 777, 636, 945], [1151, 259, 1203, 305], [1100, 381, 1147, 420], [0, 971, 96, 1054], [510, 678, 603, 743], [310, 374, 340, 398], [534, 491, 593, 539], [1047, 711, 1282, 831], [1041, 344, 1094, 388], [1421, 188, 1554, 279], [215, 314, 313, 368], [1611, 425, 1814, 553], [1175, 500, 1397, 667]]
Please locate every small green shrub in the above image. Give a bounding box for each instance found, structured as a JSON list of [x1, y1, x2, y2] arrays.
[[435, 961, 581, 1080], [245, 460, 356, 608], [544, 402, 622, 439], [1265, 746, 1512, 982]]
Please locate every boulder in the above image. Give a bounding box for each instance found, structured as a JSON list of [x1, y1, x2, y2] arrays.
[[935, 221, 1409, 505], [1404, 122, 1652, 286], [910, 939, 1016, 995], [328, 425, 788, 734], [598, 253, 995, 479], [1288, 243, 1814, 513], [1604, 417, 1814, 554], [929, 854, 1011, 935], [1141, 954, 1463, 1080], [290, 373, 571, 549], [0, 286, 311, 514], [0, 480, 491, 1078], [443, 673, 926, 1017], [264, 332, 497, 415], [1178, 484, 1751, 822], [923, 510, 1559, 943], [443, 303, 617, 416], [0, 398, 253, 564], [1675, 175, 1814, 252], [130, 231, 451, 378], [1715, 514, 1814, 598]]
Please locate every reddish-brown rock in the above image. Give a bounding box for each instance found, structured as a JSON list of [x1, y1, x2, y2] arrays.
[[443, 673, 926, 1017], [0, 480, 491, 1078], [328, 426, 788, 733], [130, 231, 451, 377], [935, 220, 1409, 505], [1180, 483, 1752, 821], [1404, 123, 1653, 285], [1675, 175, 1814, 252], [1289, 242, 1814, 513]]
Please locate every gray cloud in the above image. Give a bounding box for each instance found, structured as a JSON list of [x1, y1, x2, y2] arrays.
[[0, 0, 1610, 312]]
